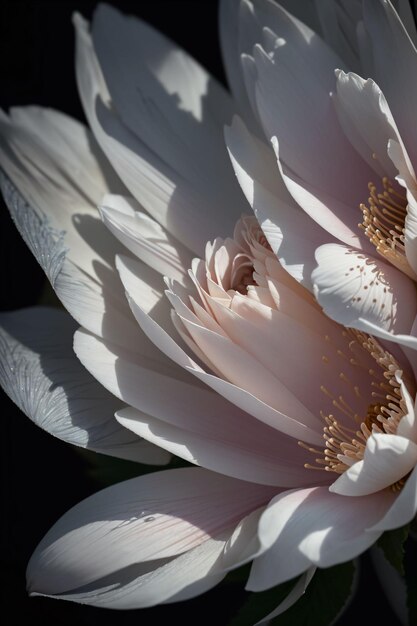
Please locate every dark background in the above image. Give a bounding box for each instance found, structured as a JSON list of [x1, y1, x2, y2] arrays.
[[0, 1, 409, 624]]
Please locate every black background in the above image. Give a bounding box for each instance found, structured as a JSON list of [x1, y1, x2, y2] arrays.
[[0, 1, 407, 624]]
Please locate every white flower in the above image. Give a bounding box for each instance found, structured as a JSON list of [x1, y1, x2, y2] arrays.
[[1, 0, 416, 617]]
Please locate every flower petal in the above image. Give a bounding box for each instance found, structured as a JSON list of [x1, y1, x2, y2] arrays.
[[32, 538, 227, 609], [247, 486, 395, 590], [0, 307, 169, 464], [334, 71, 407, 179], [74, 11, 245, 255], [330, 434, 417, 496], [27, 467, 273, 596], [7, 186, 140, 348], [91, 4, 241, 204], [312, 243, 417, 349], [225, 116, 331, 288], [116, 406, 324, 488], [369, 463, 417, 531], [99, 194, 192, 283], [362, 0, 417, 167]]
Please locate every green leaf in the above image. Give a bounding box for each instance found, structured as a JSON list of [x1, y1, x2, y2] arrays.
[[227, 577, 298, 626], [228, 562, 356, 626], [376, 524, 410, 575], [271, 561, 356, 626]]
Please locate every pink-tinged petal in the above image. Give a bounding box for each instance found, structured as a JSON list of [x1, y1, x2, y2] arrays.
[[334, 71, 407, 179], [100, 195, 193, 283], [271, 138, 371, 250], [116, 407, 324, 488], [247, 486, 395, 590], [312, 243, 417, 349], [255, 568, 316, 625], [0, 307, 169, 465], [369, 463, 417, 531], [362, 0, 417, 167], [116, 255, 324, 444], [27, 468, 273, 596], [225, 116, 331, 288], [330, 434, 417, 496]]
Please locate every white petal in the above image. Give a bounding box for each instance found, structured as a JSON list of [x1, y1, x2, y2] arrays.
[[27, 467, 271, 597], [100, 194, 192, 283], [225, 116, 330, 288], [312, 243, 417, 349], [363, 0, 417, 167], [335, 71, 407, 179], [0, 135, 140, 349], [32, 538, 227, 609], [219, 0, 263, 134], [74, 11, 245, 255], [92, 4, 240, 200], [116, 407, 323, 488], [247, 486, 395, 590], [0, 107, 124, 278], [0, 307, 169, 464], [370, 463, 417, 531], [330, 434, 417, 496]]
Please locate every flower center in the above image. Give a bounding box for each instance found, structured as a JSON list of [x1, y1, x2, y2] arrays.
[[360, 177, 413, 277], [301, 331, 412, 490]]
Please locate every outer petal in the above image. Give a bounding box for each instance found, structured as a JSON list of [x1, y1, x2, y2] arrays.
[[27, 467, 274, 599], [33, 538, 228, 609], [91, 4, 240, 202], [370, 463, 417, 531], [362, 0, 417, 167], [116, 406, 325, 488], [225, 116, 331, 288], [312, 243, 417, 350], [0, 307, 169, 464], [330, 434, 417, 496], [0, 138, 140, 349], [247, 486, 395, 590], [74, 11, 246, 255]]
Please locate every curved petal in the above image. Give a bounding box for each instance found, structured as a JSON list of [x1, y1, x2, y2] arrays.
[[116, 256, 324, 444], [91, 3, 242, 205], [0, 139, 141, 349], [99, 194, 193, 283], [74, 11, 246, 255], [312, 243, 417, 350], [370, 463, 417, 531], [0, 307, 169, 464], [27, 467, 273, 596], [330, 434, 417, 496], [116, 407, 325, 488], [334, 71, 411, 180], [247, 485, 395, 590], [255, 568, 316, 625], [225, 116, 331, 288], [362, 0, 417, 167]]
